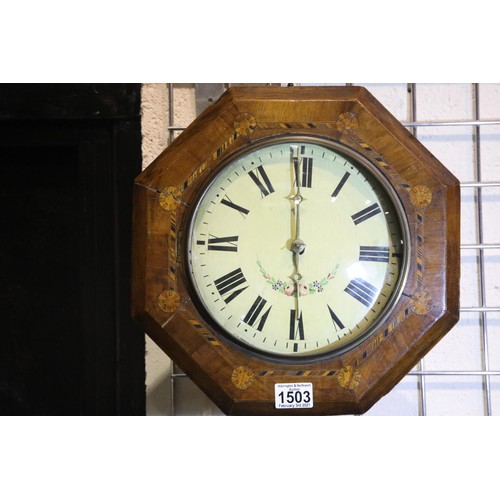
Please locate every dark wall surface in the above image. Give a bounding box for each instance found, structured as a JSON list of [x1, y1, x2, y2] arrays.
[[0, 84, 145, 415]]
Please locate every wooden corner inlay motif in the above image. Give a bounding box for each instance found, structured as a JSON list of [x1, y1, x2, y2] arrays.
[[337, 366, 361, 389], [410, 290, 434, 315], [231, 366, 256, 389], [234, 112, 257, 136], [159, 186, 182, 211], [158, 290, 180, 313], [336, 112, 359, 132], [409, 184, 432, 208]]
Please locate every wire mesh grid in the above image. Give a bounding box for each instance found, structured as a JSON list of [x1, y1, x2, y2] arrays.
[[164, 83, 500, 416]]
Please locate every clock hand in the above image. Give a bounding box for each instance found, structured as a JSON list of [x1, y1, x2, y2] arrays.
[[289, 146, 306, 321], [291, 147, 306, 258], [290, 145, 304, 243], [291, 254, 302, 321]]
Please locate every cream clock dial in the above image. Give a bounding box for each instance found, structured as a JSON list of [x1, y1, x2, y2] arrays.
[[187, 137, 408, 360]]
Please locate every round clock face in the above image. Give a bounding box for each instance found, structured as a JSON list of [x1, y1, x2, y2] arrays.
[[186, 137, 409, 361]]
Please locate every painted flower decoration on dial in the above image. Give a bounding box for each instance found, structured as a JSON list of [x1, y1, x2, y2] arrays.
[[257, 259, 340, 297]]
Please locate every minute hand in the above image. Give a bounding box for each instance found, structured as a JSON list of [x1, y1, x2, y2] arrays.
[[290, 146, 306, 320], [293, 146, 302, 240], [291, 146, 306, 255]]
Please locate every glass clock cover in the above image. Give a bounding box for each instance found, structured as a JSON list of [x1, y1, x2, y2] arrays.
[[187, 137, 409, 360]]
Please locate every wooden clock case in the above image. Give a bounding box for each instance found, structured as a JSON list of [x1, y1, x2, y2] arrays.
[[131, 86, 460, 415]]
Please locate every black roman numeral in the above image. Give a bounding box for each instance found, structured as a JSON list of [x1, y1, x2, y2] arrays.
[[243, 295, 272, 331], [331, 171, 350, 199], [327, 305, 345, 332], [359, 246, 390, 262], [248, 165, 274, 197], [289, 310, 305, 353], [220, 197, 249, 217], [344, 278, 378, 307], [293, 147, 314, 188], [207, 235, 238, 252], [214, 268, 248, 303], [301, 157, 313, 188], [289, 310, 305, 340], [351, 203, 382, 225]]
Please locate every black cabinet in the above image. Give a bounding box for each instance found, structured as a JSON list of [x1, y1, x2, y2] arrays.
[[0, 84, 145, 415]]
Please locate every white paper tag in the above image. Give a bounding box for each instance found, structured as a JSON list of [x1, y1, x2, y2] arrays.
[[274, 383, 313, 409]]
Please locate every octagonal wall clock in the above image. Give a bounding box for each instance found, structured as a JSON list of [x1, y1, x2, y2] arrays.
[[131, 86, 460, 416]]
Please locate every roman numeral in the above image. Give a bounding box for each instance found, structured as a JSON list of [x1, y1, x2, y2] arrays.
[[214, 268, 248, 303], [292, 147, 314, 188], [243, 295, 272, 331], [248, 165, 274, 197], [301, 157, 313, 187], [207, 235, 238, 252], [351, 203, 382, 225], [331, 171, 350, 199], [344, 278, 378, 308], [220, 197, 249, 217], [289, 310, 305, 340], [327, 305, 345, 332], [359, 246, 390, 262]]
